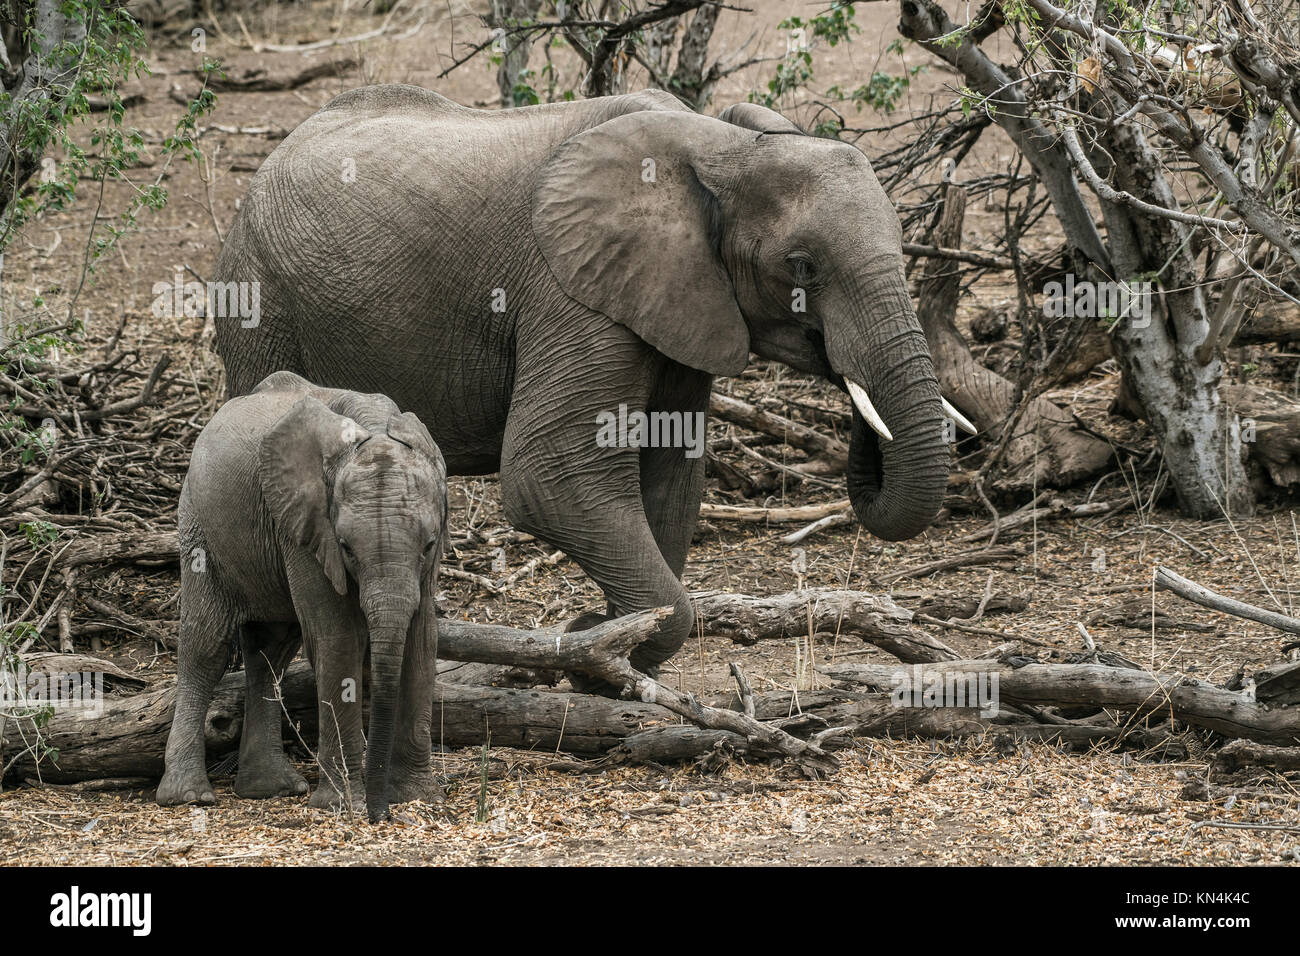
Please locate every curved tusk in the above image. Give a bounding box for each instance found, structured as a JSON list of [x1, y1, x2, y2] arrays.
[[941, 397, 977, 435], [846, 381, 893, 442]]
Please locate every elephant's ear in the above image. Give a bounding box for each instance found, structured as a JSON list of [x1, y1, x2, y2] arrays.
[[531, 111, 749, 376], [387, 411, 446, 475], [259, 397, 369, 596], [717, 103, 805, 135]]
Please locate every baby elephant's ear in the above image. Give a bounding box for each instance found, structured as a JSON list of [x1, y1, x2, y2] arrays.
[[259, 397, 368, 596], [387, 411, 445, 474]]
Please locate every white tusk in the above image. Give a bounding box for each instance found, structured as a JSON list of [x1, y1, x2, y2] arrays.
[[846, 381, 893, 442], [942, 397, 977, 435]]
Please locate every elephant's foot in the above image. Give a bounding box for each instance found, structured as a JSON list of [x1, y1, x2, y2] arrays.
[[388, 765, 446, 807], [569, 662, 660, 696], [563, 611, 626, 698], [234, 758, 309, 800], [308, 777, 365, 813], [156, 767, 216, 807]]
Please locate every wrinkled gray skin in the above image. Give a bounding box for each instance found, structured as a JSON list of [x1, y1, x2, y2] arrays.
[[214, 87, 949, 679], [157, 371, 448, 823]]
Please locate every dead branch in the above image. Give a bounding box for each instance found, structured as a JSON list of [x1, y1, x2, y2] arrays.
[[825, 658, 1300, 745], [690, 588, 961, 662], [882, 547, 1021, 584], [698, 499, 850, 523], [1156, 566, 1300, 637], [710, 393, 848, 464]]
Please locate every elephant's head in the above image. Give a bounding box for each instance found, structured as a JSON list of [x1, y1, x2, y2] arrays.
[[259, 397, 447, 822], [532, 103, 962, 540]]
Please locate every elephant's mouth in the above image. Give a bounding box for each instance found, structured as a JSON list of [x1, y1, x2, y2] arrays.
[[846, 405, 885, 503]]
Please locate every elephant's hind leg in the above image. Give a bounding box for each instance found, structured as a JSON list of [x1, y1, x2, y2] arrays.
[[157, 588, 236, 806], [234, 621, 309, 799]]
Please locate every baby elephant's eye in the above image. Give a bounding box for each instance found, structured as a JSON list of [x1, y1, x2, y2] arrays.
[[338, 539, 354, 558], [422, 539, 438, 557]]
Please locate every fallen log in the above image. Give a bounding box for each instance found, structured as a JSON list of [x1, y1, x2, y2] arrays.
[[1223, 383, 1300, 488], [690, 588, 962, 663], [824, 659, 1300, 745], [1156, 566, 1300, 636], [36, 530, 177, 573], [443, 611, 837, 774], [1232, 301, 1300, 346], [192, 56, 362, 92], [1212, 739, 1300, 775], [2, 609, 837, 783], [890, 589, 1027, 620], [1255, 660, 1300, 706], [0, 661, 669, 783], [4, 648, 1210, 783]]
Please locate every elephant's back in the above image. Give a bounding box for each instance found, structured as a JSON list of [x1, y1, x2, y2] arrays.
[[214, 86, 693, 472], [239, 84, 694, 260], [318, 83, 473, 118], [182, 392, 298, 606]]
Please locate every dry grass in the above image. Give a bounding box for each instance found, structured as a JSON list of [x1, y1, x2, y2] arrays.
[[3, 738, 1298, 866]]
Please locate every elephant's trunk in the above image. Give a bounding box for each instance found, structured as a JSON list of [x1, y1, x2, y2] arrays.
[[828, 265, 949, 541], [361, 588, 415, 824]]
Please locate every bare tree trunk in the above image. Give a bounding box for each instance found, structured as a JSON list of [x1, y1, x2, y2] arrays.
[[917, 183, 1112, 489], [825, 659, 1300, 744], [489, 0, 544, 107], [1101, 121, 1253, 517], [668, 4, 719, 109], [899, 0, 1254, 517]]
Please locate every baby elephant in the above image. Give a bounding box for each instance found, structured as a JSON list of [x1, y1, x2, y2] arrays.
[[158, 371, 447, 822]]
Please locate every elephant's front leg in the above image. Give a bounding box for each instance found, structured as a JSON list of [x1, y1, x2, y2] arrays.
[[641, 367, 712, 580], [306, 637, 367, 812], [289, 563, 367, 812], [501, 315, 698, 683]]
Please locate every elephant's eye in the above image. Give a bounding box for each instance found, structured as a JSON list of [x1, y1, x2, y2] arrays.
[[338, 539, 354, 559], [422, 539, 438, 557], [786, 253, 817, 284]]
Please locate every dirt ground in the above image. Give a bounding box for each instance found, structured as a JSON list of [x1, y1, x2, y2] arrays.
[[2, 0, 1300, 865]]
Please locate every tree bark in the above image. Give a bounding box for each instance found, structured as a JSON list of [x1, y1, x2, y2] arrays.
[[1100, 121, 1254, 517]]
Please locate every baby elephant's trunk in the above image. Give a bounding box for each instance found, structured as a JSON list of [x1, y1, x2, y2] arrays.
[[362, 591, 417, 823]]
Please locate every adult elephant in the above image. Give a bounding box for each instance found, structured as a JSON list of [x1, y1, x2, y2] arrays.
[[213, 85, 959, 680]]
